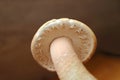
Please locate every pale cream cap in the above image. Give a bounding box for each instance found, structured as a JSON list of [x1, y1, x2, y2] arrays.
[[31, 18, 97, 71]]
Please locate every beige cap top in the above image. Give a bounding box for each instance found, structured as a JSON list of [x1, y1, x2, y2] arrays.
[[31, 18, 97, 71]]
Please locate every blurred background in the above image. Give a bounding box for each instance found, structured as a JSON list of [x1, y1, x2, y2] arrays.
[[0, 0, 120, 80]]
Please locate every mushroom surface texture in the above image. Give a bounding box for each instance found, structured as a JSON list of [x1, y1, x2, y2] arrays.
[[31, 18, 97, 80]]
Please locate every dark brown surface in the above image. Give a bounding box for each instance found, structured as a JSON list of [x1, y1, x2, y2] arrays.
[[86, 52, 120, 80], [0, 0, 120, 54], [0, 0, 120, 80]]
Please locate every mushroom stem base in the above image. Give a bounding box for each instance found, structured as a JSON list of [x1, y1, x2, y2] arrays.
[[50, 37, 97, 80]]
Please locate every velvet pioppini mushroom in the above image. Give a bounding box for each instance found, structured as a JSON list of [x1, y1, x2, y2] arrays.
[[31, 18, 97, 80]]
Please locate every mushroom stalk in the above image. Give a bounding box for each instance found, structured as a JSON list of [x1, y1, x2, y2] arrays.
[[50, 37, 97, 80]]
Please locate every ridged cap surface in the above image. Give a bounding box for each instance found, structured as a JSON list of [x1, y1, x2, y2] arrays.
[[31, 18, 97, 71]]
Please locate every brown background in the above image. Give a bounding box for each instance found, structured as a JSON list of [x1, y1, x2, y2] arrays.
[[0, 0, 120, 80]]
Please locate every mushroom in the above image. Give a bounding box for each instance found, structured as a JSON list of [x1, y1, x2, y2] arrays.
[[31, 18, 97, 80]]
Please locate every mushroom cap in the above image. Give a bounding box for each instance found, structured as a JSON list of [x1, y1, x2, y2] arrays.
[[31, 18, 97, 71]]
